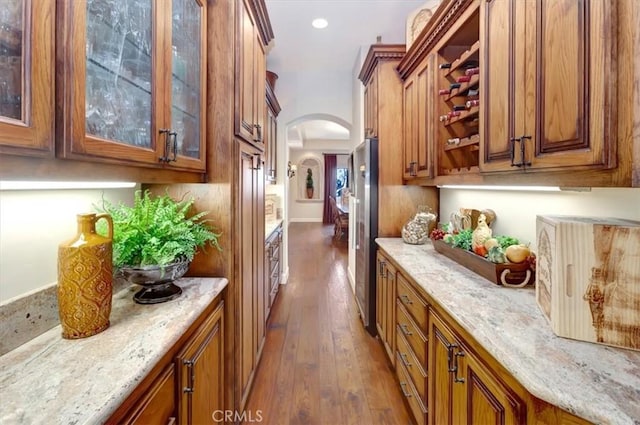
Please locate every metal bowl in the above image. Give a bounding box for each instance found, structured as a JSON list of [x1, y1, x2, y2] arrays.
[[119, 258, 189, 304]]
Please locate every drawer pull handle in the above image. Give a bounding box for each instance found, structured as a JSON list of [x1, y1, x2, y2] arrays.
[[400, 353, 412, 368], [400, 382, 412, 398], [400, 294, 413, 305], [400, 324, 413, 336]]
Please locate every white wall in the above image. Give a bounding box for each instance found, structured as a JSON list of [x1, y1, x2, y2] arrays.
[[0, 187, 137, 303], [440, 188, 640, 250]]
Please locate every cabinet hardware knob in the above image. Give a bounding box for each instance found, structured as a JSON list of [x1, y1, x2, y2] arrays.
[[400, 323, 413, 336], [168, 131, 178, 162], [400, 382, 412, 398], [158, 129, 171, 162], [453, 349, 465, 383], [254, 124, 263, 143], [400, 353, 412, 368], [400, 294, 413, 305]]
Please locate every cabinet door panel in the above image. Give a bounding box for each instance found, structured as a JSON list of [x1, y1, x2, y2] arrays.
[[480, 0, 526, 172], [459, 348, 527, 425], [429, 313, 455, 425], [169, 0, 206, 170], [530, 0, 615, 170], [403, 78, 416, 179], [416, 56, 433, 178], [0, 0, 54, 156], [85, 0, 155, 149]]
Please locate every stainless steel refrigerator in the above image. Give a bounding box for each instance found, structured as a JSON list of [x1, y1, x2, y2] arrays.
[[353, 138, 378, 336]]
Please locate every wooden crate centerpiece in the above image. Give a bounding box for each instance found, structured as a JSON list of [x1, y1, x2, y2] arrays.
[[431, 239, 534, 287], [536, 215, 640, 351]]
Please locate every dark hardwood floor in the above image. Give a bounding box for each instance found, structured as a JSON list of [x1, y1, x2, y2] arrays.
[[244, 222, 412, 425]]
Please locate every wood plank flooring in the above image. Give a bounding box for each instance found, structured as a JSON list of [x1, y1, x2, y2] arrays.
[[244, 223, 412, 425]]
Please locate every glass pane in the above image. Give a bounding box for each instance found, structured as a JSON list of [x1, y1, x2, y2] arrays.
[[171, 0, 201, 159], [85, 0, 152, 147], [0, 0, 24, 121]]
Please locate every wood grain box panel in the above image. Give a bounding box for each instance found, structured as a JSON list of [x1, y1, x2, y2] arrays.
[[536, 215, 640, 351]]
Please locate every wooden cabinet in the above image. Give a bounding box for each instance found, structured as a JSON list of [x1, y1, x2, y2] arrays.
[[0, 0, 54, 157], [403, 55, 435, 179], [236, 0, 272, 150], [395, 272, 428, 425], [480, 0, 616, 173], [360, 44, 439, 236], [375, 250, 396, 364], [265, 223, 282, 320], [429, 309, 526, 425], [237, 140, 265, 410], [434, 4, 481, 177], [177, 301, 225, 425], [120, 365, 176, 425], [265, 82, 281, 182], [364, 70, 378, 138], [107, 298, 225, 425], [56, 0, 206, 171]]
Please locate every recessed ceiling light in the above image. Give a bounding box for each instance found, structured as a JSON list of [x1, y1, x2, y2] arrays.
[[312, 18, 328, 29]]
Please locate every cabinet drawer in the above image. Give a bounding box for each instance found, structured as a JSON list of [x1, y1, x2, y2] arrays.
[[396, 301, 427, 366], [397, 273, 428, 329], [396, 351, 427, 425], [396, 326, 427, 403]]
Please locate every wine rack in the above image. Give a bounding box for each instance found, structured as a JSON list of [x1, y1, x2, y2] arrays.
[[436, 9, 480, 176]]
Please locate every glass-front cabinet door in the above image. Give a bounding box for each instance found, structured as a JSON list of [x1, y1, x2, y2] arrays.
[[0, 0, 54, 156], [169, 0, 206, 169], [57, 0, 206, 171]]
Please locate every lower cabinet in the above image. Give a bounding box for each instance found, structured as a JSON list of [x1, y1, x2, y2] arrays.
[[177, 302, 225, 425], [265, 223, 282, 320], [375, 248, 592, 425], [376, 250, 396, 364], [107, 299, 224, 425], [429, 309, 526, 425]]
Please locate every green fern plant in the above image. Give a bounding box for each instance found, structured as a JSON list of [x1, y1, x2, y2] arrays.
[[95, 190, 221, 268]]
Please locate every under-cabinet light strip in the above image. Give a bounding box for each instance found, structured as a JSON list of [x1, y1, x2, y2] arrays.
[[437, 185, 561, 192], [0, 181, 138, 190]]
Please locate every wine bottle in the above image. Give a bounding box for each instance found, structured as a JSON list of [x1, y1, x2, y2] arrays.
[[439, 88, 451, 95], [439, 114, 450, 122], [439, 63, 452, 69], [453, 105, 467, 111], [466, 99, 480, 108], [450, 82, 461, 90], [467, 89, 479, 97], [446, 137, 461, 145], [456, 75, 472, 83], [465, 67, 480, 76]]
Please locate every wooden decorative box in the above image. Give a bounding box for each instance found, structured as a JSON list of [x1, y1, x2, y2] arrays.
[[536, 215, 640, 351], [431, 239, 534, 287]]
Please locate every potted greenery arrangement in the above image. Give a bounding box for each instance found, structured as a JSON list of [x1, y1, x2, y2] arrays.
[[306, 168, 314, 198], [96, 189, 221, 304]]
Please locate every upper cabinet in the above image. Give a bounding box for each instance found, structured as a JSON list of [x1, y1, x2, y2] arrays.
[[236, 0, 273, 150], [265, 80, 280, 182], [57, 0, 206, 171], [0, 0, 55, 157], [364, 70, 378, 138], [480, 0, 617, 173], [403, 54, 435, 179]]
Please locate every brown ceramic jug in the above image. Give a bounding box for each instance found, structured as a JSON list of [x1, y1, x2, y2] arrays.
[[57, 213, 113, 339]]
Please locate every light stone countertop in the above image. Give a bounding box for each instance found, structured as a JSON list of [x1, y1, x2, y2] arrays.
[[265, 219, 283, 240], [376, 238, 640, 425], [0, 277, 228, 425]]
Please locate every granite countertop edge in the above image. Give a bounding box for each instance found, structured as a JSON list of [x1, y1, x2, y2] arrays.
[[0, 277, 228, 425], [376, 238, 640, 425]]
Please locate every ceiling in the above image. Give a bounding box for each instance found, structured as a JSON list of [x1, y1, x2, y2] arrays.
[[264, 0, 426, 147]]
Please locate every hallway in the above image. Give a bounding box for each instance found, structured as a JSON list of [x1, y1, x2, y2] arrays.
[[244, 223, 412, 425]]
